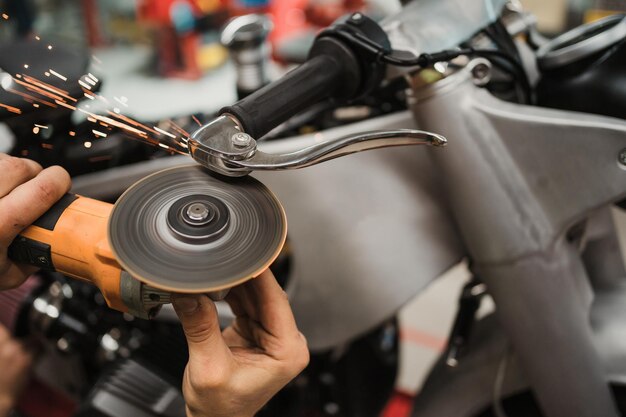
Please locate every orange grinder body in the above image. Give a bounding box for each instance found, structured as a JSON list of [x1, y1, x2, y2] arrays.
[[8, 194, 128, 313]]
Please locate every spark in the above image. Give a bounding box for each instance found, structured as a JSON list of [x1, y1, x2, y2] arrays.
[[92, 129, 107, 138], [0, 103, 21, 114], [49, 69, 67, 81], [168, 120, 190, 136], [85, 77, 96, 86], [84, 93, 95, 100], [84, 141, 92, 148], [158, 143, 170, 149], [32, 127, 39, 134], [87, 73, 99, 83], [7, 87, 56, 107], [1, 14, 8, 20], [33, 103, 39, 108], [69, 131, 76, 136], [78, 80, 91, 90], [54, 99, 76, 110], [13, 76, 73, 103], [192, 115, 202, 127], [34, 124, 48, 129], [47, 45, 52, 50], [154, 126, 176, 139], [23, 64, 29, 69], [22, 74, 74, 99], [44, 72, 50, 77], [35, 36, 40, 41], [41, 143, 54, 149], [15, 74, 21, 78]]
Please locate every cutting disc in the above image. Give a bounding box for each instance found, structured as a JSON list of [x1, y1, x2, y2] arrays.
[[108, 165, 286, 293]]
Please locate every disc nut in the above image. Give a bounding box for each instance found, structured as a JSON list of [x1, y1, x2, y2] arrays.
[[231, 132, 252, 148], [186, 203, 210, 222]]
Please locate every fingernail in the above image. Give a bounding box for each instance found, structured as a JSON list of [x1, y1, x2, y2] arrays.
[[172, 296, 199, 315]]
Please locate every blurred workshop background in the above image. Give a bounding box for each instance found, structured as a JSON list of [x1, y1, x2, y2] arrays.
[[0, 1, 625, 417]]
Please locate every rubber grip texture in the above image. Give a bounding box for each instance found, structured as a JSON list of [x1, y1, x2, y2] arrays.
[[221, 54, 344, 139], [7, 193, 77, 270]]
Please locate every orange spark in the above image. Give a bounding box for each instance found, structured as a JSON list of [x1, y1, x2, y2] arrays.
[[191, 115, 202, 127], [0, 103, 21, 114], [22, 74, 76, 101], [69, 131, 76, 137]]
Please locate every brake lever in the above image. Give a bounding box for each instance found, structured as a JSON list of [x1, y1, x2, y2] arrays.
[[188, 114, 447, 177]]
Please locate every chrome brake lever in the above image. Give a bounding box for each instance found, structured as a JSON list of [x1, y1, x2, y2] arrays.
[[188, 114, 447, 177]]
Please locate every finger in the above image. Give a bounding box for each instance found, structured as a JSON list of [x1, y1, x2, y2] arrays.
[[0, 156, 42, 198], [0, 262, 37, 290], [246, 269, 300, 339], [222, 325, 253, 348], [225, 284, 256, 320], [172, 295, 232, 369], [0, 166, 71, 247]]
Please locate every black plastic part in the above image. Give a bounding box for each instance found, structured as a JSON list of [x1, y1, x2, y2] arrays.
[[8, 236, 55, 271], [536, 35, 626, 119], [220, 13, 389, 139], [33, 193, 78, 231]]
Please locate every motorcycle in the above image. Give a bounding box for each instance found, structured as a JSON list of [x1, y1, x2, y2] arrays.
[[2, 1, 626, 416]]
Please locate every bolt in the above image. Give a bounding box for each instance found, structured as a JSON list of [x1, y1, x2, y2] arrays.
[[186, 203, 210, 221], [231, 132, 252, 148], [471, 61, 491, 86], [619, 149, 626, 166]]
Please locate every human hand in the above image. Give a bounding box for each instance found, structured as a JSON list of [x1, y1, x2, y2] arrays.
[[0, 154, 71, 290], [173, 270, 309, 417], [0, 325, 32, 417]]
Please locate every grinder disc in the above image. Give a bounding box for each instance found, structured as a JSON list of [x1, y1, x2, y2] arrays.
[[108, 165, 286, 293]]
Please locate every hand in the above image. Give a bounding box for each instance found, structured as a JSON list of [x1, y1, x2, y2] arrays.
[[173, 270, 310, 417], [0, 154, 71, 290], [0, 325, 32, 417]]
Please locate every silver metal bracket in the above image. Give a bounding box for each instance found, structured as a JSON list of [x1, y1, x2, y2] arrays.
[[188, 114, 448, 177]]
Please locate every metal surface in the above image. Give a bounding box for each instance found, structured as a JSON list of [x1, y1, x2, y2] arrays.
[[189, 114, 447, 176], [537, 15, 626, 70], [108, 165, 286, 293], [119, 272, 171, 319], [409, 67, 626, 417], [73, 112, 464, 350]]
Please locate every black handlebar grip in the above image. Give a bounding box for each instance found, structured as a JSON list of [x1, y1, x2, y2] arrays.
[[220, 38, 362, 139]]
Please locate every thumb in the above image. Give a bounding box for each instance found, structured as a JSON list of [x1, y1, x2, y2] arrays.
[[172, 294, 230, 364]]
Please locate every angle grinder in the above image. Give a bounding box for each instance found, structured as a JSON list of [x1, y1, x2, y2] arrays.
[[8, 165, 286, 318], [7, 13, 449, 319]]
